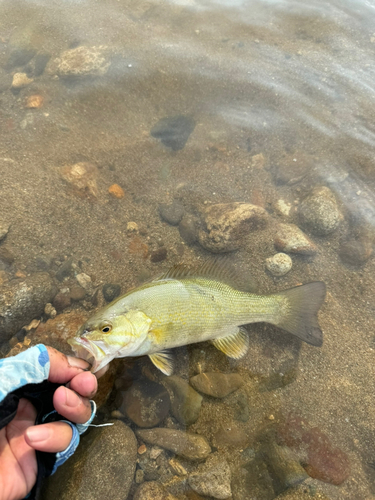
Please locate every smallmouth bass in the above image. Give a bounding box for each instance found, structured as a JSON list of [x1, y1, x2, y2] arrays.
[[68, 260, 326, 374]]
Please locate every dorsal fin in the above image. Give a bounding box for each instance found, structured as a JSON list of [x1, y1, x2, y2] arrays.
[[153, 258, 256, 292]]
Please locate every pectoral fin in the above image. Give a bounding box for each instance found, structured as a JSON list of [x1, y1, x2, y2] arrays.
[[149, 351, 174, 375], [212, 327, 249, 359]]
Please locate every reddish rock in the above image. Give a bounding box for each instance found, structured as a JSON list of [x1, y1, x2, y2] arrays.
[[276, 414, 350, 485]]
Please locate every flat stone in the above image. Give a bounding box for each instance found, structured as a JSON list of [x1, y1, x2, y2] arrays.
[[136, 428, 211, 460], [298, 186, 343, 236], [42, 420, 137, 500], [151, 115, 195, 151], [190, 372, 244, 398], [162, 375, 202, 425], [274, 223, 317, 255], [213, 423, 249, 448], [49, 46, 110, 77], [188, 453, 232, 499], [198, 202, 268, 253], [133, 481, 178, 500], [265, 253, 292, 277]]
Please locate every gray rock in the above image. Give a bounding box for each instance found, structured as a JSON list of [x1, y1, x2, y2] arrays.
[[55, 258, 73, 281], [179, 215, 198, 245], [274, 223, 317, 255], [151, 115, 195, 151], [298, 186, 343, 236], [49, 46, 111, 78], [0, 273, 57, 342], [162, 375, 202, 425], [136, 428, 211, 460], [120, 379, 170, 428], [198, 202, 268, 253], [11, 72, 33, 89], [190, 372, 244, 398], [338, 237, 373, 266], [103, 283, 121, 302], [265, 253, 292, 277], [133, 481, 178, 500], [159, 200, 185, 226], [42, 420, 137, 500], [150, 247, 168, 263], [188, 453, 232, 499], [0, 223, 9, 242]]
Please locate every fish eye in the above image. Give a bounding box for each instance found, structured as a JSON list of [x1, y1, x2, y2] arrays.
[[101, 325, 112, 334]]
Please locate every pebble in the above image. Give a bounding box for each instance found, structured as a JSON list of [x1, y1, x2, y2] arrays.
[[25, 95, 44, 108], [338, 237, 373, 266], [274, 223, 317, 255], [11, 72, 33, 89], [75, 272, 92, 290], [55, 258, 73, 281], [0, 273, 57, 343], [179, 215, 198, 245], [44, 303, 57, 319], [159, 200, 185, 226], [150, 247, 168, 263], [213, 423, 249, 448], [69, 285, 86, 301], [103, 283, 121, 302], [265, 253, 292, 277], [138, 444, 147, 454], [108, 184, 125, 198], [0, 223, 10, 242], [127, 221, 139, 232], [120, 379, 170, 427], [169, 458, 188, 476], [151, 115, 195, 151], [49, 46, 111, 78], [264, 441, 309, 491], [133, 481, 178, 500], [198, 202, 268, 253], [135, 469, 145, 484], [162, 375, 203, 425], [298, 186, 343, 236], [188, 453, 232, 499], [190, 372, 244, 398], [273, 199, 292, 217], [53, 291, 71, 312], [136, 428, 211, 460], [44, 421, 137, 500], [60, 162, 99, 198]]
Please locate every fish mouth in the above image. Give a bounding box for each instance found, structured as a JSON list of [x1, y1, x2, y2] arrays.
[[67, 336, 104, 371]]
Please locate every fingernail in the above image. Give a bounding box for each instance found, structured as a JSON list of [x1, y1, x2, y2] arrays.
[[64, 387, 82, 408], [26, 426, 51, 443], [67, 356, 90, 370]]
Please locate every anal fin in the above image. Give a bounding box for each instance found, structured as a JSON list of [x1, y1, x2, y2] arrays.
[[149, 351, 174, 375], [212, 327, 249, 359]]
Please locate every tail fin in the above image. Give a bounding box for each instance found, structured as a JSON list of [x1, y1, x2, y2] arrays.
[[274, 282, 326, 346]]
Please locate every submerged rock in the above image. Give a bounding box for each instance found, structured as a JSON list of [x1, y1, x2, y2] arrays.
[[136, 428, 211, 460], [42, 420, 137, 500], [179, 215, 198, 245], [133, 481, 178, 500], [162, 375, 202, 425], [60, 162, 99, 198], [188, 453, 232, 499], [265, 253, 292, 277], [190, 372, 244, 398], [0, 273, 57, 343], [151, 115, 195, 151], [11, 72, 33, 89], [298, 186, 343, 236], [338, 237, 373, 266], [198, 202, 268, 253], [274, 223, 317, 255], [49, 46, 111, 78], [159, 200, 185, 226], [103, 283, 121, 302]]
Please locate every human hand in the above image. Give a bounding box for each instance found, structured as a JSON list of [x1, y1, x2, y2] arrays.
[[0, 346, 99, 500]]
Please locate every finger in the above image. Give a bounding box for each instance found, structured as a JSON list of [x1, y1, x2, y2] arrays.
[[25, 421, 73, 453], [53, 386, 92, 424], [67, 371, 97, 399], [47, 346, 90, 384]]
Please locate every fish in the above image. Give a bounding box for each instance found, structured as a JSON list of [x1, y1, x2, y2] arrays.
[[68, 260, 326, 375]]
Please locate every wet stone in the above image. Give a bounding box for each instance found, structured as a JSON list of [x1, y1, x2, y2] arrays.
[[213, 423, 249, 448], [120, 379, 170, 428], [60, 162, 99, 198], [338, 237, 373, 266], [151, 115, 195, 151], [53, 291, 71, 312], [298, 186, 342, 236], [274, 223, 317, 255], [190, 372, 244, 398], [188, 453, 232, 499], [179, 215, 198, 245], [49, 46, 111, 78], [11, 72, 33, 89], [265, 253, 292, 277], [42, 420, 137, 500], [0, 247, 15, 265], [76, 272, 92, 290], [0, 273, 57, 343], [103, 283, 121, 302], [150, 247, 168, 263], [159, 200, 185, 226], [133, 481, 178, 500], [55, 258, 73, 281], [162, 375, 203, 425], [136, 428, 211, 460], [69, 285, 86, 301]]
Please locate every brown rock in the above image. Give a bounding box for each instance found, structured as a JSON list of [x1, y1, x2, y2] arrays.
[[60, 162, 99, 198], [190, 372, 244, 398], [53, 291, 71, 312], [25, 95, 44, 108], [274, 223, 317, 255], [339, 237, 373, 266], [108, 184, 125, 198]]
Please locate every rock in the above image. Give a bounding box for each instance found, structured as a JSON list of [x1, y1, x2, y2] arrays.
[[179, 215, 198, 245], [53, 291, 71, 312], [190, 372, 244, 398], [298, 187, 343, 236], [103, 283, 121, 302], [213, 423, 249, 448], [76, 272, 92, 290], [151, 115, 195, 151], [55, 258, 73, 281], [69, 285, 86, 301], [60, 162, 99, 198], [159, 200, 185, 226], [265, 253, 292, 277], [136, 428, 211, 460], [188, 453, 231, 499], [198, 203, 268, 253], [0, 223, 10, 242], [338, 237, 373, 265], [120, 379, 170, 427], [25, 95, 44, 108], [169, 457, 188, 476], [277, 414, 350, 485], [133, 481, 178, 500], [0, 247, 15, 265], [42, 420, 137, 500], [11, 72, 33, 89], [49, 46, 111, 78], [250, 153, 265, 169], [162, 375, 203, 425], [273, 199, 292, 217], [108, 184, 125, 198], [274, 223, 317, 255], [135, 469, 145, 484], [0, 273, 57, 342], [44, 303, 57, 319], [150, 247, 168, 263]]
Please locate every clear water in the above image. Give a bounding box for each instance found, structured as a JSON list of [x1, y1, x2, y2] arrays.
[[1, 0, 375, 498]]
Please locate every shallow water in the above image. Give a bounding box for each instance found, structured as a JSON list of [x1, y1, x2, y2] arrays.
[[1, 0, 375, 498]]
